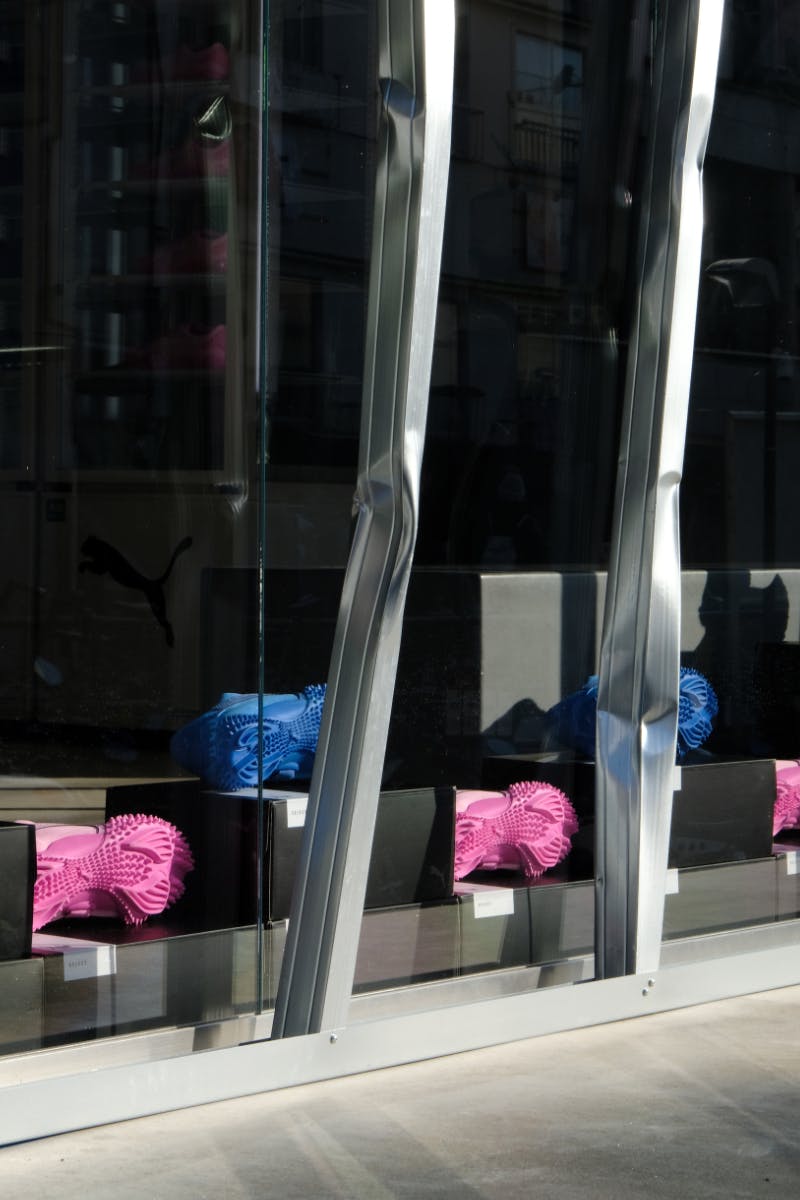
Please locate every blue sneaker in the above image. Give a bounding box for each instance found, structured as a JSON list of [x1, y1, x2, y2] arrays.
[[545, 675, 599, 759], [171, 683, 326, 790], [545, 668, 718, 761], [675, 667, 718, 759]]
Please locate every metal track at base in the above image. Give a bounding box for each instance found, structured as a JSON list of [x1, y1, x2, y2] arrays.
[[2, 933, 800, 1145]]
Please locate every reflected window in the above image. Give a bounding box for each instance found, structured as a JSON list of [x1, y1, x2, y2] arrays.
[[514, 34, 583, 115]]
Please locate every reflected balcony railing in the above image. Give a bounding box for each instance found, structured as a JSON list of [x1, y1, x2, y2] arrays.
[[511, 116, 579, 173]]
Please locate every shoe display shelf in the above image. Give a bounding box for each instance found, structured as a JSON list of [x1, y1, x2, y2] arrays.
[[662, 846, 800, 944], [4, 848, 799, 1061], [9, 880, 592, 1055]]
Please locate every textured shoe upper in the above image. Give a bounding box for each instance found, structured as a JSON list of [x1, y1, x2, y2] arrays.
[[774, 760, 800, 836], [545, 667, 719, 761], [171, 683, 326, 790], [32, 814, 194, 930], [454, 781, 579, 881]]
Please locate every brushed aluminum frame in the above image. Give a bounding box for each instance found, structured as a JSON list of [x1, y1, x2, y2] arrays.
[[7, 917, 800, 1095], [3, 942, 799, 1145], [595, 0, 724, 978], [271, 0, 455, 1038]]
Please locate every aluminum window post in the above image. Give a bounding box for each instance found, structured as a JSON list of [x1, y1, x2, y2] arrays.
[[595, 0, 724, 979], [271, 0, 455, 1039]]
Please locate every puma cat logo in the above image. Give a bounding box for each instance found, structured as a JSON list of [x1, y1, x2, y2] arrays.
[[79, 534, 193, 647]]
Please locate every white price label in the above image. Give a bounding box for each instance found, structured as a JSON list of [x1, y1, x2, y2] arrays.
[[784, 851, 798, 877], [665, 869, 680, 895], [63, 944, 117, 982], [286, 797, 308, 828], [472, 890, 515, 919]]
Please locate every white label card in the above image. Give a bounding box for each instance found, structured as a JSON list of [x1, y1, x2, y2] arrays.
[[784, 851, 798, 877], [63, 945, 117, 982], [286, 797, 308, 828], [472, 890, 515, 919], [665, 869, 680, 895]]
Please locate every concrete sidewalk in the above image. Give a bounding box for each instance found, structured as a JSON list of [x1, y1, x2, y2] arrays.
[[1, 985, 799, 1198]]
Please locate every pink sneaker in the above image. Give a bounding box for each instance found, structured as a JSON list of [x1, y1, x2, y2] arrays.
[[132, 43, 230, 84], [774, 761, 800, 835], [123, 324, 226, 370], [143, 231, 228, 275], [454, 781, 579, 881], [31, 814, 194, 930]]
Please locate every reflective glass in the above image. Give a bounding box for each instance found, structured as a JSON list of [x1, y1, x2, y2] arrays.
[[0, 0, 274, 1054], [669, 0, 800, 951], [349, 0, 654, 999], [254, 0, 377, 1007]]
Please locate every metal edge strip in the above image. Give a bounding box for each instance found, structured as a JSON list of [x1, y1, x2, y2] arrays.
[[271, 0, 455, 1038]]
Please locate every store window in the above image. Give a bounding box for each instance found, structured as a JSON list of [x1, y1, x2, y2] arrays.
[[0, 0, 749, 1084], [667, 0, 800, 948], [0, 0, 373, 1058]]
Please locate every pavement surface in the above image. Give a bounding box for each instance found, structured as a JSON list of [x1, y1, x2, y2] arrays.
[[1, 985, 799, 1198]]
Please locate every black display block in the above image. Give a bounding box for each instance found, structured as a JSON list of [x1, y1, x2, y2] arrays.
[[483, 754, 776, 869], [754, 642, 800, 757], [0, 821, 35, 961], [670, 759, 775, 868], [106, 780, 455, 930]]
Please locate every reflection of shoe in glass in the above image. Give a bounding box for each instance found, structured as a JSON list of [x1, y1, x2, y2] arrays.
[[123, 324, 226, 370], [31, 814, 194, 930], [143, 231, 228, 275], [132, 43, 230, 84], [171, 684, 327, 791], [774, 760, 800, 835], [454, 781, 579, 881], [133, 101, 231, 180]]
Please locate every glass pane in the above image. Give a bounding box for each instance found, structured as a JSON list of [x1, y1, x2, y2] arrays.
[[670, 0, 800, 951], [236, 0, 377, 1010], [349, 0, 652, 999], [0, 0, 269, 1055]]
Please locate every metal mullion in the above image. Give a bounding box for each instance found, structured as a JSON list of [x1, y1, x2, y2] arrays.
[[271, 0, 455, 1039], [595, 0, 724, 979]]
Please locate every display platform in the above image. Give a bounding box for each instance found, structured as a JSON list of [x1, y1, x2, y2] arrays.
[[0, 868, 597, 1054], [105, 779, 456, 927], [663, 854, 790, 939], [9, 846, 797, 1057]]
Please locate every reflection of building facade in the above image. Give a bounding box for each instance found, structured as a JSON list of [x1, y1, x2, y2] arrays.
[[2, 0, 800, 1146]]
